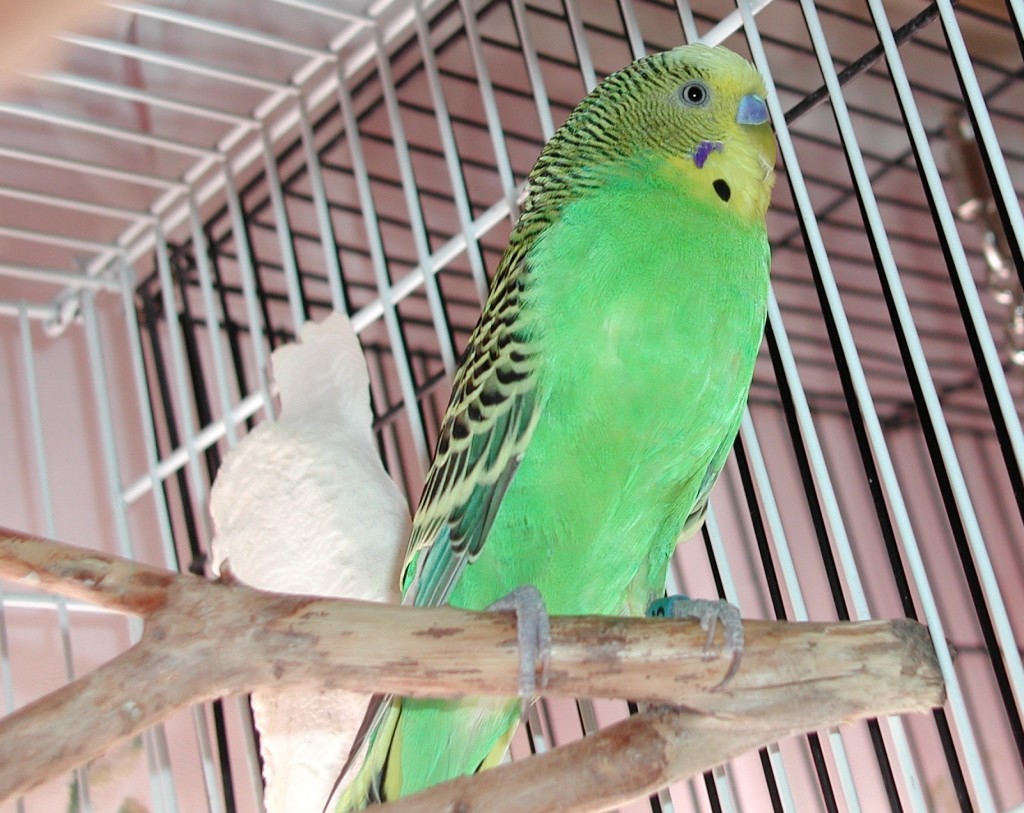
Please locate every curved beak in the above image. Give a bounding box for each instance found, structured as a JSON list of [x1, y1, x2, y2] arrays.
[[737, 93, 769, 126]]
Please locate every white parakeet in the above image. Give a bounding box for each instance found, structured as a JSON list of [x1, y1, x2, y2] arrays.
[[209, 312, 410, 813]]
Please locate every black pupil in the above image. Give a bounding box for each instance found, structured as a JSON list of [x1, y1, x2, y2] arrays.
[[686, 84, 706, 103]]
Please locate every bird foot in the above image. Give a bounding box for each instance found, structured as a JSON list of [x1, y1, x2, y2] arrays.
[[488, 585, 551, 710], [647, 595, 744, 690]]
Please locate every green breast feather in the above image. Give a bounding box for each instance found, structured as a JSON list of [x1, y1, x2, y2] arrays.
[[449, 165, 770, 618]]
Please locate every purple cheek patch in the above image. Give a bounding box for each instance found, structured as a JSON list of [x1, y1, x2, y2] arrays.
[[693, 140, 724, 169]]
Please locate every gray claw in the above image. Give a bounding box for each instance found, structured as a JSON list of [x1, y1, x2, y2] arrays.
[[488, 585, 551, 707], [648, 595, 744, 691]]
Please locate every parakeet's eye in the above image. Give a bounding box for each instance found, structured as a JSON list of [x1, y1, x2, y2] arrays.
[[679, 80, 710, 107]]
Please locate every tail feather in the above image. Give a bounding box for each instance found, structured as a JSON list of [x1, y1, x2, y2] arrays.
[[333, 696, 521, 810], [333, 701, 403, 810]]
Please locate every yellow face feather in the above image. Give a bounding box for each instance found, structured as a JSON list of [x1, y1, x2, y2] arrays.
[[525, 43, 776, 225], [652, 45, 777, 222]]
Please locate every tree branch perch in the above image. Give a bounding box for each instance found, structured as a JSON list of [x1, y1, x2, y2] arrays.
[[0, 527, 945, 810]]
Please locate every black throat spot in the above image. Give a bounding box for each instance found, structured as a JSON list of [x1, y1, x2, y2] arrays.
[[713, 178, 731, 202]]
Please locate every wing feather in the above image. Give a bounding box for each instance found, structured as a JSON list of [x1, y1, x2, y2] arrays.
[[402, 246, 542, 608]]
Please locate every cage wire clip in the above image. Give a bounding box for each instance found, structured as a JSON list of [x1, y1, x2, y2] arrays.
[[945, 109, 1024, 366], [43, 257, 127, 338]]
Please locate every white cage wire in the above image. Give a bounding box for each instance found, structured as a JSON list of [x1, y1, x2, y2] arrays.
[[1, 0, 1023, 811]]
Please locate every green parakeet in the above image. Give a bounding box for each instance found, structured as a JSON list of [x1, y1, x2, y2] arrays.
[[337, 41, 776, 808]]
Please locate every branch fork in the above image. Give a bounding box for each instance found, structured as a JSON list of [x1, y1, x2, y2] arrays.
[[0, 527, 945, 812]]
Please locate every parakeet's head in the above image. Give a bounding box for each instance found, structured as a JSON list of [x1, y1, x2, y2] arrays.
[[528, 43, 776, 223]]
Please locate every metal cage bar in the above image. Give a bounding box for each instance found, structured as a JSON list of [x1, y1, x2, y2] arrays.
[[2, 1, 1023, 811]]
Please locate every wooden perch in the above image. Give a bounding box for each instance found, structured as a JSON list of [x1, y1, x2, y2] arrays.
[[0, 527, 944, 810]]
